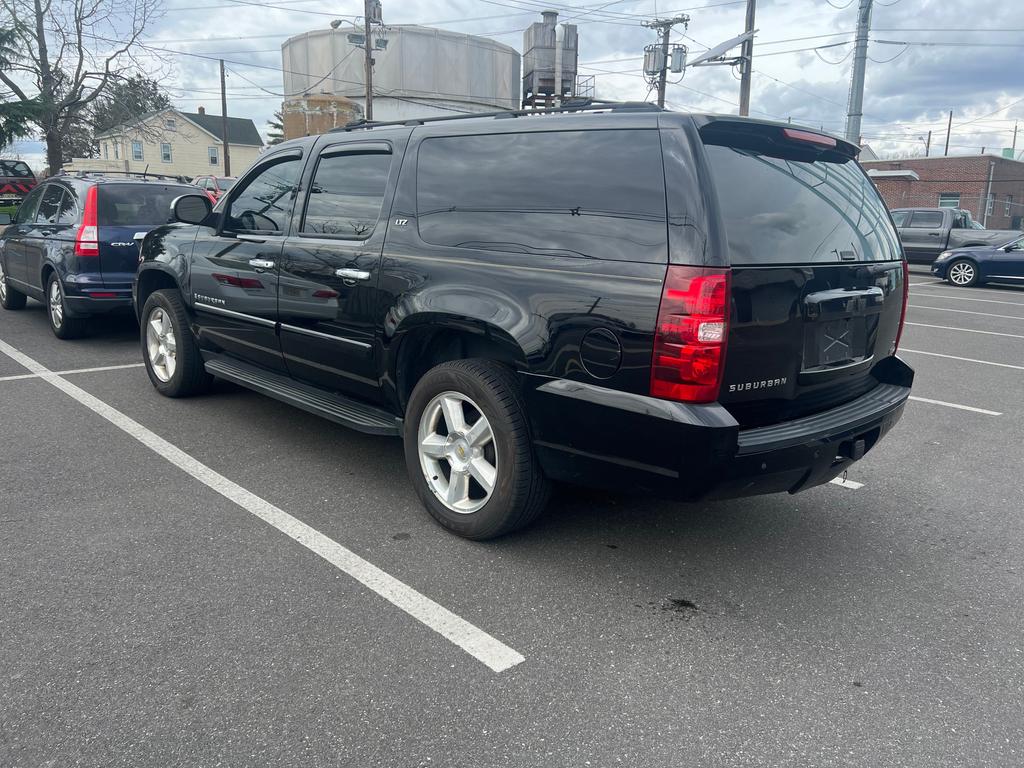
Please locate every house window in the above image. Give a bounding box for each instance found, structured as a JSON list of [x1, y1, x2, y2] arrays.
[[164, 118, 177, 131], [114, 142, 120, 160], [986, 194, 994, 216], [103, 143, 108, 160], [208, 146, 219, 166], [160, 143, 172, 163], [131, 141, 143, 161], [938, 193, 960, 208], [1006, 195, 1013, 216]]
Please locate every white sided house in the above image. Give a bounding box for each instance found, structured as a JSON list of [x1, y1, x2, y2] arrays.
[[64, 107, 264, 179]]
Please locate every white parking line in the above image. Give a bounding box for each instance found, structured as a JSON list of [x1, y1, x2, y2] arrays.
[[904, 322, 1024, 340], [0, 362, 144, 383], [908, 281, 945, 287], [908, 304, 1024, 322], [908, 396, 1002, 416], [830, 477, 864, 490], [900, 348, 1024, 371], [0, 337, 524, 674], [909, 292, 1024, 307]]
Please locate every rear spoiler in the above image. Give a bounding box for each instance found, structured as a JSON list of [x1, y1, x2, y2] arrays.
[[696, 116, 859, 163]]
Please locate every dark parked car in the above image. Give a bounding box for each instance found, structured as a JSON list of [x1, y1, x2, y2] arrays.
[[891, 207, 1021, 264], [0, 172, 195, 338], [134, 105, 913, 539], [930, 235, 1024, 286]]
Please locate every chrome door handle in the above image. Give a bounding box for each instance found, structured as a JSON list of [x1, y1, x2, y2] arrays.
[[249, 258, 275, 270], [335, 268, 371, 281]]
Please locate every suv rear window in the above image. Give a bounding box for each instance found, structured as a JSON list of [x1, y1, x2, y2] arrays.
[[704, 143, 901, 264], [97, 184, 191, 226], [416, 129, 667, 262]]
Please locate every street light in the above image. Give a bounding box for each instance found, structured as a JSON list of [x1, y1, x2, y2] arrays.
[[329, 3, 380, 121]]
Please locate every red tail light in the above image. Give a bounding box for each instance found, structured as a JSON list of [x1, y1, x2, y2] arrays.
[[650, 266, 730, 403], [74, 185, 99, 257], [893, 260, 909, 353]]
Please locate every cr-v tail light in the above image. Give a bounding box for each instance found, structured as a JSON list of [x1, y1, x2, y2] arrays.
[[650, 266, 730, 404], [74, 184, 99, 257], [893, 259, 909, 353]]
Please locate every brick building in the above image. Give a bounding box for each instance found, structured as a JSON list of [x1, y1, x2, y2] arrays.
[[282, 94, 362, 140], [861, 155, 1024, 230]]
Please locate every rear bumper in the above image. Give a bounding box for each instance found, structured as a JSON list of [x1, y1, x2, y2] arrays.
[[523, 356, 914, 500], [63, 273, 133, 316], [64, 291, 133, 316]]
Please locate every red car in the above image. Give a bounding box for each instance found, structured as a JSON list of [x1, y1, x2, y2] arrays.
[[193, 174, 235, 204]]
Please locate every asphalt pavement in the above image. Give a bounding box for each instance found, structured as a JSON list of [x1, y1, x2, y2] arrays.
[[1, 266, 1022, 767]]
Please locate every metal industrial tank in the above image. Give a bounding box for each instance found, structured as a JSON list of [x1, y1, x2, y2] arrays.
[[281, 25, 521, 122], [522, 10, 579, 108]]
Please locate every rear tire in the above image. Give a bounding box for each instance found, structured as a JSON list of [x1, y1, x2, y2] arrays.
[[403, 359, 550, 540], [46, 273, 86, 339], [0, 261, 26, 310], [946, 258, 979, 287], [141, 289, 212, 397]]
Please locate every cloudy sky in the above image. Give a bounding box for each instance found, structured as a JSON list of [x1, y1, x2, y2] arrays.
[[7, 0, 1024, 169]]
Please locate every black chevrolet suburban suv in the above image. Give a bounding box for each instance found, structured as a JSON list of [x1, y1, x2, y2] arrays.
[[134, 104, 913, 539]]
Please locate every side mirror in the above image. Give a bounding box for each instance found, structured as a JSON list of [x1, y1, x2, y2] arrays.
[[170, 194, 212, 225], [0, 213, 11, 226]]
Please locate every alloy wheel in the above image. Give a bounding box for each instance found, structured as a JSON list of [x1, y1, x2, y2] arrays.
[[49, 280, 63, 328], [417, 391, 498, 514], [949, 261, 976, 286], [0, 262, 6, 302], [145, 307, 177, 382]]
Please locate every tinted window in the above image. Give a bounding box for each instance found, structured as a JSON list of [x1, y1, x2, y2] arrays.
[[217, 178, 235, 191], [14, 185, 45, 224], [225, 156, 302, 234], [0, 161, 33, 178], [302, 151, 390, 238], [36, 185, 66, 225], [416, 130, 668, 262], [704, 144, 901, 264], [890, 211, 908, 227], [909, 211, 943, 228], [55, 187, 76, 224], [97, 184, 191, 226]]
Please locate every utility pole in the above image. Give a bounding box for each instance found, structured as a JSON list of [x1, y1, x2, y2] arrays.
[[220, 59, 230, 176], [642, 15, 689, 109], [925, 129, 931, 157], [738, 0, 756, 117], [844, 0, 872, 144], [944, 109, 953, 156], [363, 0, 375, 121], [1013, 121, 1019, 156], [655, 25, 670, 108]]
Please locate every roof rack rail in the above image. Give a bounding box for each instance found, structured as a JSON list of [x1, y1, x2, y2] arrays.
[[56, 169, 191, 184], [330, 99, 665, 133]]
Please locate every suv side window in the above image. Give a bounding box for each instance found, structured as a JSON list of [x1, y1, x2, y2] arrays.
[[890, 211, 908, 227], [909, 211, 943, 228], [301, 149, 391, 239], [14, 185, 45, 225], [415, 129, 668, 262], [55, 187, 77, 224], [224, 155, 302, 234], [36, 185, 67, 225]]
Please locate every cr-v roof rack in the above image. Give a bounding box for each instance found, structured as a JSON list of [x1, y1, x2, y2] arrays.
[[56, 169, 190, 183], [330, 99, 665, 133]]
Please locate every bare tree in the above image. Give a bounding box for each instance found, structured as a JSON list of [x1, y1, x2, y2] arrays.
[[0, 0, 162, 172]]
